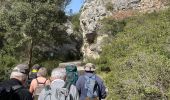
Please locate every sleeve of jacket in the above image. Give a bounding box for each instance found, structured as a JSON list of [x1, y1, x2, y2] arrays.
[[97, 77, 107, 99], [22, 93, 33, 100], [76, 76, 82, 93], [17, 89, 33, 100]]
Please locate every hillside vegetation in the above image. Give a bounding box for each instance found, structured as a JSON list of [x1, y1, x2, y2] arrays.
[[91, 8, 170, 99]]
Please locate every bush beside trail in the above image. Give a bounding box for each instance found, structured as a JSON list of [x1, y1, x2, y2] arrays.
[[90, 8, 170, 100]]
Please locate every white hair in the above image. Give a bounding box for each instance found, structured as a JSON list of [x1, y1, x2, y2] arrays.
[[10, 72, 27, 81], [51, 68, 66, 80]]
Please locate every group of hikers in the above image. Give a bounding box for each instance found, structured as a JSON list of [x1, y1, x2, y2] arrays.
[[0, 63, 107, 100]]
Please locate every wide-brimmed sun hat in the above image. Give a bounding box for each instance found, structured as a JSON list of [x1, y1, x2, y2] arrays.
[[12, 64, 29, 74], [84, 63, 96, 71]]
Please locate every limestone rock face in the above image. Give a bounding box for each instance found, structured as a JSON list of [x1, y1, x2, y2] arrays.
[[80, 0, 110, 60], [80, 0, 168, 60]]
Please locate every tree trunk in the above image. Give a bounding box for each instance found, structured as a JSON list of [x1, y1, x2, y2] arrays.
[[28, 39, 33, 71]]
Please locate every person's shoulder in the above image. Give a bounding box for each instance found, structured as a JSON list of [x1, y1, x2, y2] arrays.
[[0, 80, 8, 86], [79, 75, 85, 79], [95, 75, 101, 79], [31, 78, 37, 83], [45, 79, 51, 85], [77, 75, 85, 82], [1, 79, 14, 85], [95, 75, 104, 82], [18, 86, 31, 92]]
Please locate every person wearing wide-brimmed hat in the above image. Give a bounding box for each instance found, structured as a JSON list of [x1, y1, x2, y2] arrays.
[[76, 63, 107, 100], [0, 64, 33, 100]]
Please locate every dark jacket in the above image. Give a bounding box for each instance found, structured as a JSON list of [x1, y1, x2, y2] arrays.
[[25, 72, 37, 88], [0, 78, 33, 100], [76, 72, 107, 100]]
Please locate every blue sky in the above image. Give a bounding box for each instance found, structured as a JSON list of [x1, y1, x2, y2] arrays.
[[65, 0, 84, 14]]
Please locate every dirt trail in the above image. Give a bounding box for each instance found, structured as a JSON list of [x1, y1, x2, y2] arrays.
[[58, 61, 85, 75]]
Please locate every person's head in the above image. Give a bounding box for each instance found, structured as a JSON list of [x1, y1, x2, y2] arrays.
[[37, 67, 47, 77], [84, 63, 96, 72], [10, 64, 29, 84], [50, 68, 66, 81], [31, 64, 41, 73]]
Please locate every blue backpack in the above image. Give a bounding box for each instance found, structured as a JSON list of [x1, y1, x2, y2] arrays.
[[84, 75, 100, 99]]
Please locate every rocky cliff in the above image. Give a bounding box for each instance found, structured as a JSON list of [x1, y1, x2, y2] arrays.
[[80, 0, 169, 60]]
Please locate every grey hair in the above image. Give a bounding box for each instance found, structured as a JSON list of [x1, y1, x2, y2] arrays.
[[10, 72, 27, 81], [51, 68, 66, 80], [37, 67, 47, 77]]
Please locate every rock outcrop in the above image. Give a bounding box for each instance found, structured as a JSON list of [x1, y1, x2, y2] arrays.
[[80, 0, 168, 60]]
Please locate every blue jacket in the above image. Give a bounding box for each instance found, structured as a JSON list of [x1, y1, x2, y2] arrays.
[[76, 72, 107, 100]]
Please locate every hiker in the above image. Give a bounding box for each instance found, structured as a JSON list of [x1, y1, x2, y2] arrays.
[[26, 64, 41, 88], [0, 64, 33, 100], [76, 63, 107, 100], [29, 67, 50, 99], [38, 68, 79, 100]]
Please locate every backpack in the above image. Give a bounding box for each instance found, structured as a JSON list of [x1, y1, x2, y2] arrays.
[[65, 64, 78, 85], [34, 78, 47, 100], [0, 84, 23, 100], [84, 75, 100, 100], [44, 83, 73, 100]]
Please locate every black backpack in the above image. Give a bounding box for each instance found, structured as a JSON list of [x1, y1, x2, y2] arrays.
[[0, 84, 23, 100]]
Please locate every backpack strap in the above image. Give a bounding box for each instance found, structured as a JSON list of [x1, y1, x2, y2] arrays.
[[43, 79, 48, 84], [63, 82, 72, 91], [36, 78, 47, 85], [62, 82, 73, 100]]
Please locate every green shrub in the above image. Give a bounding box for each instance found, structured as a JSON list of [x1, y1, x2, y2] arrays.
[[0, 55, 18, 81], [99, 18, 126, 36], [90, 8, 170, 100]]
